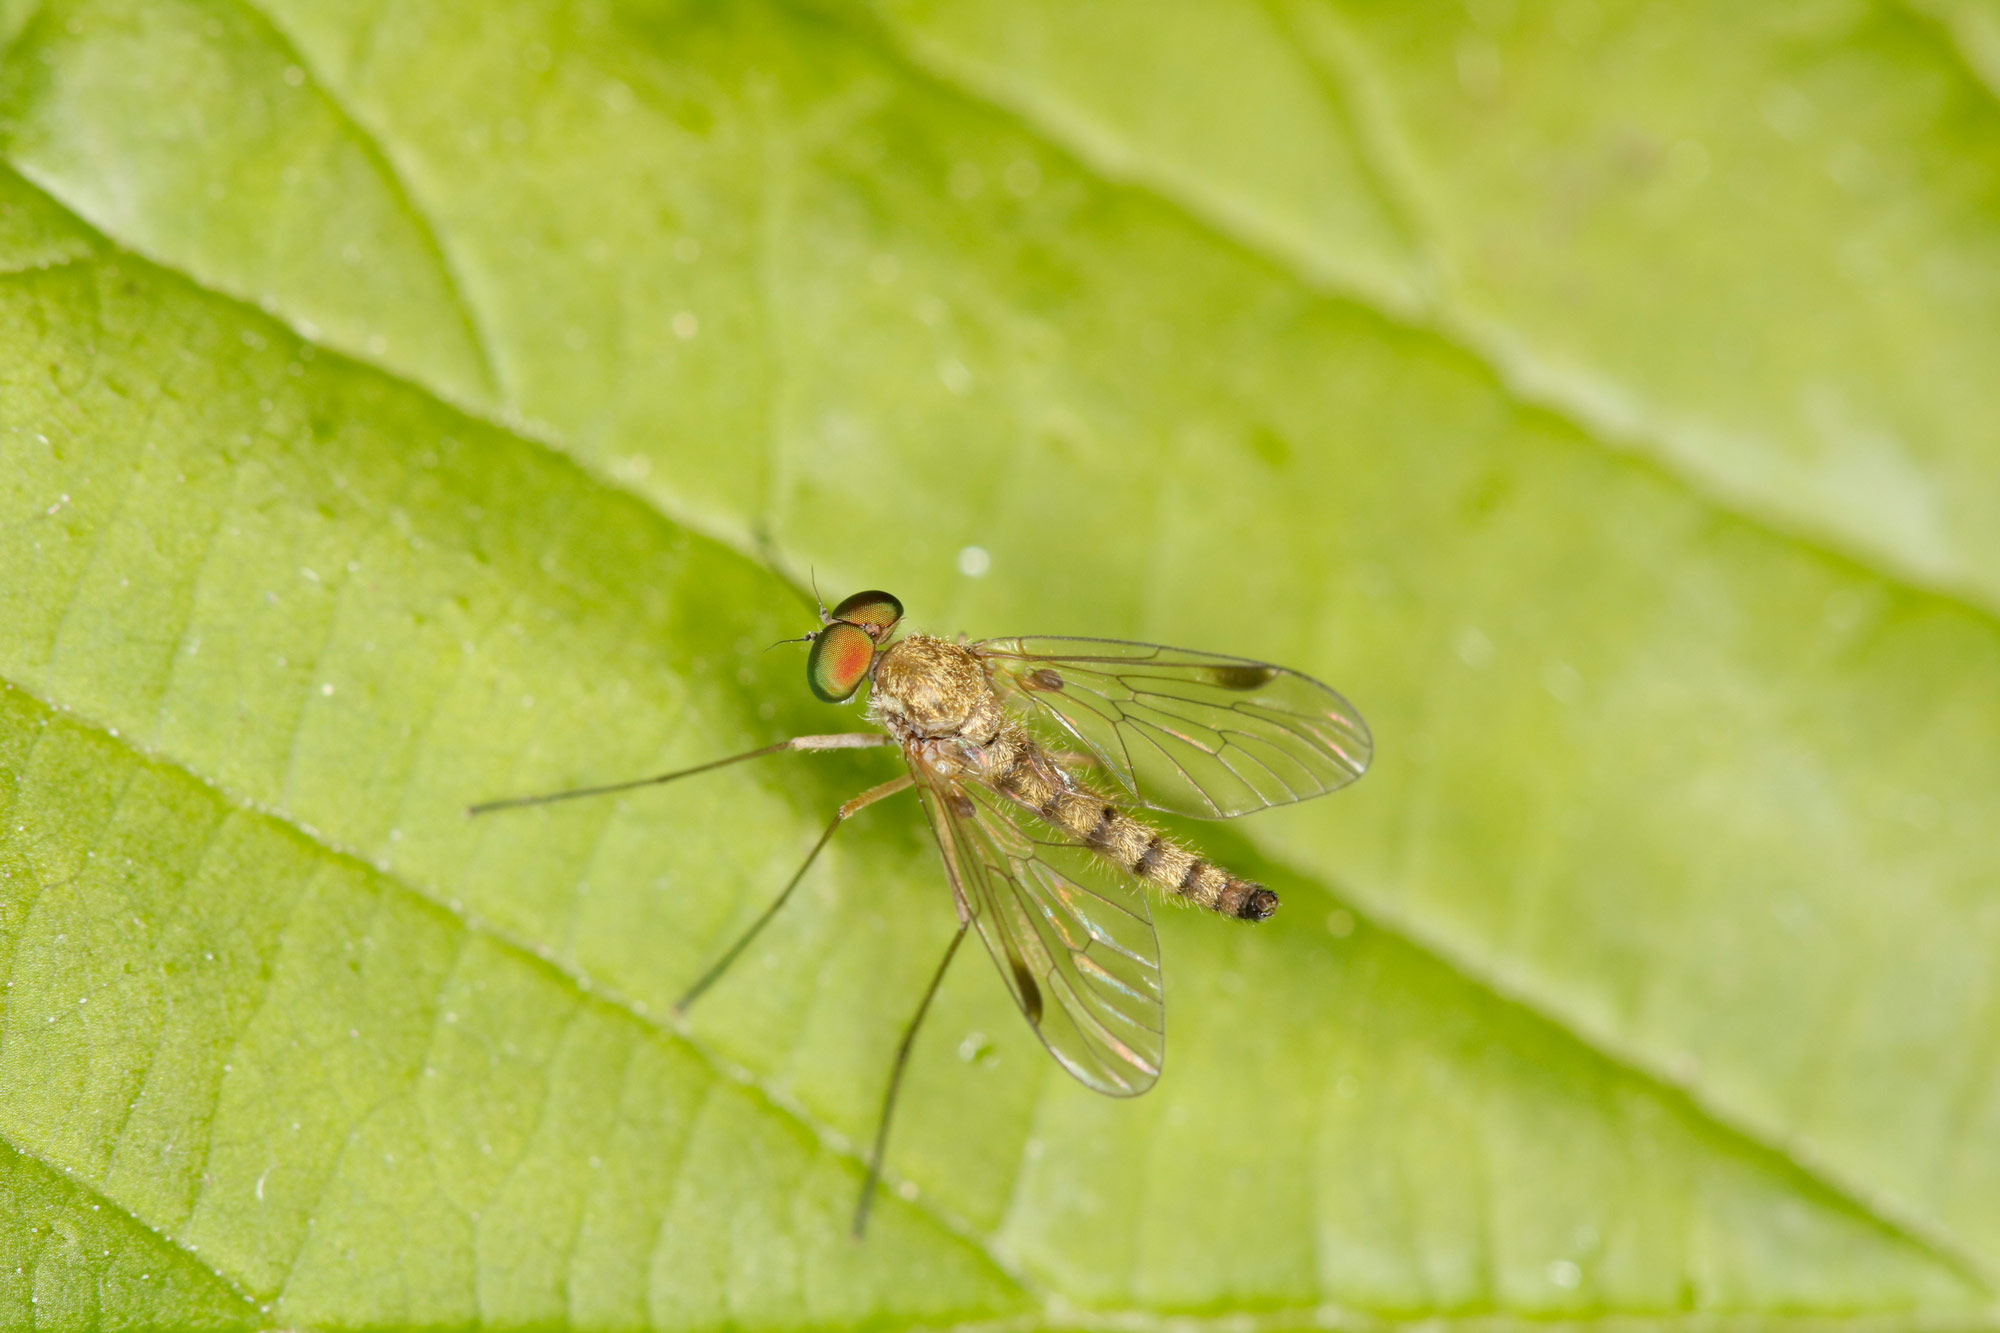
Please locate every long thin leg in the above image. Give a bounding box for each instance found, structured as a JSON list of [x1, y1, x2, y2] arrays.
[[673, 773, 915, 1014], [852, 922, 969, 1239], [467, 732, 893, 815]]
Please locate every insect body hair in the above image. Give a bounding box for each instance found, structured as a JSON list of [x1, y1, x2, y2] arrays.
[[987, 723, 1277, 922], [869, 635, 1007, 744]]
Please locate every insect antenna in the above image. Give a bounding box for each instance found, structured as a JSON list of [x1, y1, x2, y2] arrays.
[[853, 922, 969, 1239], [809, 566, 824, 615]]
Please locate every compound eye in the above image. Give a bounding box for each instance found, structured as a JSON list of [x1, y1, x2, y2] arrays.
[[807, 622, 876, 702], [829, 589, 903, 639]]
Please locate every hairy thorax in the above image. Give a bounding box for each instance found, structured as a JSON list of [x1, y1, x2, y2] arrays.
[[868, 635, 1008, 748]]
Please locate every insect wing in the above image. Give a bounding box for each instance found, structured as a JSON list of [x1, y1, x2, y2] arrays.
[[977, 636, 1372, 818], [918, 775, 1164, 1096]]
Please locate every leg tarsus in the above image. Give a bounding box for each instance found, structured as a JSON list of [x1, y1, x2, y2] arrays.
[[852, 922, 969, 1239], [467, 732, 893, 815], [673, 773, 914, 1014]]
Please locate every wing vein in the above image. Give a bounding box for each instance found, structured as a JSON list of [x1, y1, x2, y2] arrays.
[[976, 636, 1371, 818]]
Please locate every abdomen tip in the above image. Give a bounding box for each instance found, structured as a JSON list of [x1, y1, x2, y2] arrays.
[[1237, 887, 1280, 922]]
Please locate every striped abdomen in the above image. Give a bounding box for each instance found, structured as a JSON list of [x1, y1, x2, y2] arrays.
[[993, 738, 1278, 922]]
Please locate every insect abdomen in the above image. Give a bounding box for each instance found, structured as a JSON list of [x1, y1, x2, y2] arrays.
[[999, 759, 1278, 922]]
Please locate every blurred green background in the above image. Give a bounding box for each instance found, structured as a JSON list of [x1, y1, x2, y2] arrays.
[[4, 0, 2000, 1327]]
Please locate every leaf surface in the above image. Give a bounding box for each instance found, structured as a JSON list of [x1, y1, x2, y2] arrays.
[[3, 0, 1999, 1327]]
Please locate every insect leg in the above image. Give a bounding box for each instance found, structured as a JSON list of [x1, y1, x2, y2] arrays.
[[674, 773, 915, 1014], [467, 732, 893, 815], [852, 921, 969, 1239]]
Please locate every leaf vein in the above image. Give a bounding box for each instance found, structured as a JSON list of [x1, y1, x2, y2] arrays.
[[0, 1121, 265, 1317], [1261, 841, 1996, 1297], [228, 0, 504, 404], [100, 799, 230, 1207]]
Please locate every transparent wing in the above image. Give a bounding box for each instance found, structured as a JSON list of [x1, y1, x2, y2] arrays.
[[976, 636, 1372, 819], [916, 773, 1164, 1097]]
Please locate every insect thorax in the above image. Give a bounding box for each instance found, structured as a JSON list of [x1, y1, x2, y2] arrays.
[[867, 634, 1006, 745]]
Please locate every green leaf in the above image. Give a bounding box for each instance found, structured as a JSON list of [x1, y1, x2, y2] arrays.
[[3, 0, 1998, 1328]]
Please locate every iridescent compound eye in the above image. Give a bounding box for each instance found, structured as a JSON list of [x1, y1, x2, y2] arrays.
[[829, 589, 904, 640], [807, 621, 877, 702]]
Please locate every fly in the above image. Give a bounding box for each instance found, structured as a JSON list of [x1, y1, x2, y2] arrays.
[[469, 590, 1372, 1235]]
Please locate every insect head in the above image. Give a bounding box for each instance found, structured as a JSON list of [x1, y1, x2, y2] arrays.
[[806, 589, 904, 702]]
